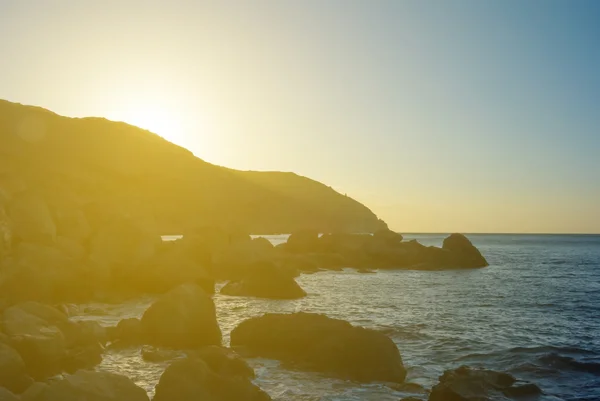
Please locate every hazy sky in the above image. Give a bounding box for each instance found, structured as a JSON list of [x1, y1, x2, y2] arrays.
[[1, 0, 599, 233]]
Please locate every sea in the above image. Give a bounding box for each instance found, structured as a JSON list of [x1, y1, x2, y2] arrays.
[[74, 234, 600, 401]]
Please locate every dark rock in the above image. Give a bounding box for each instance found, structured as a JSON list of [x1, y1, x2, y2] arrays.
[[153, 358, 271, 401], [8, 191, 56, 245], [373, 229, 403, 244], [27, 370, 149, 401], [191, 345, 255, 379], [0, 343, 33, 393], [62, 342, 103, 373], [286, 230, 320, 253], [212, 238, 278, 280], [429, 366, 541, 401], [0, 387, 18, 401], [231, 312, 406, 383], [107, 318, 143, 346], [2, 302, 68, 379], [19, 382, 48, 401], [141, 283, 222, 348], [279, 255, 320, 273], [220, 262, 306, 300], [442, 233, 488, 268]]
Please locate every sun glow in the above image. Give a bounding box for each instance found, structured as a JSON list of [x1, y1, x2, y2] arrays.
[[123, 105, 186, 147]]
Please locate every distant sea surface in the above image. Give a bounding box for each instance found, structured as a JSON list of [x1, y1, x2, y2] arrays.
[[78, 234, 600, 401]]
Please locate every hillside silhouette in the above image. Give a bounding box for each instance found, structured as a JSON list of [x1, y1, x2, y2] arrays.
[[0, 100, 386, 234]]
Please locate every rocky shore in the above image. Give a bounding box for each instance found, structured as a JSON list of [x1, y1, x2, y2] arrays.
[[0, 190, 549, 400]]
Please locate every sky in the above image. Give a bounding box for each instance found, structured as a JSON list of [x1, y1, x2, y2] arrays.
[[1, 0, 599, 233]]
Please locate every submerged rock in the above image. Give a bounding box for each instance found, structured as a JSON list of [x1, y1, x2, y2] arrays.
[[429, 366, 542, 401], [231, 312, 406, 383], [220, 262, 306, 299], [141, 283, 222, 348], [141, 346, 183, 363], [107, 318, 143, 346], [26, 370, 149, 401], [153, 358, 270, 401]]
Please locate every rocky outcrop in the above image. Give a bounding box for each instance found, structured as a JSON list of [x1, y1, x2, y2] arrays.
[[442, 233, 489, 268], [153, 358, 270, 401], [220, 262, 306, 299], [212, 237, 278, 280], [191, 346, 255, 379], [8, 192, 56, 245], [285, 230, 320, 253], [1, 302, 105, 379], [231, 312, 406, 383], [141, 283, 222, 348], [429, 366, 542, 401], [25, 370, 149, 401], [0, 343, 33, 393], [0, 388, 18, 401], [107, 318, 144, 346]]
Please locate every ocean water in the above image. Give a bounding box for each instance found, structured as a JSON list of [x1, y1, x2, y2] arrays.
[[76, 234, 600, 401]]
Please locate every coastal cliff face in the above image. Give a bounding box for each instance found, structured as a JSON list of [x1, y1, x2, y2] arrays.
[[0, 99, 386, 235]]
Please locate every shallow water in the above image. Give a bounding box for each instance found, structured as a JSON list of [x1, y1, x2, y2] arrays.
[[77, 234, 600, 400]]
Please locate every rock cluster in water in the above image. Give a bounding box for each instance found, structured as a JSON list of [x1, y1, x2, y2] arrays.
[[0, 190, 517, 400]]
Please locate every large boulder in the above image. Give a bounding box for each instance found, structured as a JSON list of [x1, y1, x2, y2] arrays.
[[107, 318, 143, 346], [373, 229, 403, 244], [442, 234, 488, 268], [141, 283, 222, 348], [212, 238, 278, 280], [25, 370, 149, 401], [1, 302, 103, 379], [220, 261, 306, 300], [8, 192, 56, 244], [231, 312, 406, 383], [429, 366, 542, 401], [153, 358, 270, 401], [191, 346, 255, 379], [1, 303, 68, 379], [0, 343, 33, 393], [285, 230, 320, 253], [89, 216, 161, 276], [140, 241, 214, 294]]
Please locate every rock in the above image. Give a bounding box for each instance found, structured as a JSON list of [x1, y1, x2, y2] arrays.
[[141, 346, 183, 363], [62, 342, 103, 373], [141, 241, 214, 294], [191, 345, 255, 379], [2, 302, 68, 379], [19, 382, 48, 401], [89, 215, 161, 275], [153, 358, 270, 401], [53, 236, 86, 260], [231, 312, 406, 383], [373, 229, 403, 244], [442, 234, 489, 268], [107, 318, 143, 346], [8, 192, 56, 244], [429, 366, 542, 401], [73, 320, 108, 346], [0, 205, 12, 259], [220, 261, 306, 300], [286, 230, 320, 253], [53, 208, 91, 242], [308, 252, 345, 270], [399, 397, 423, 401], [0, 343, 33, 393], [28, 370, 149, 401], [0, 388, 18, 401], [212, 238, 278, 280], [280, 255, 320, 273], [141, 283, 222, 348]]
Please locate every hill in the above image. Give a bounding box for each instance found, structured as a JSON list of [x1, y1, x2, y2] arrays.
[[0, 99, 386, 234]]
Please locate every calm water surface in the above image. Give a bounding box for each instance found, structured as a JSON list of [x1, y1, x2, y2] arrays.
[[76, 234, 600, 401]]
